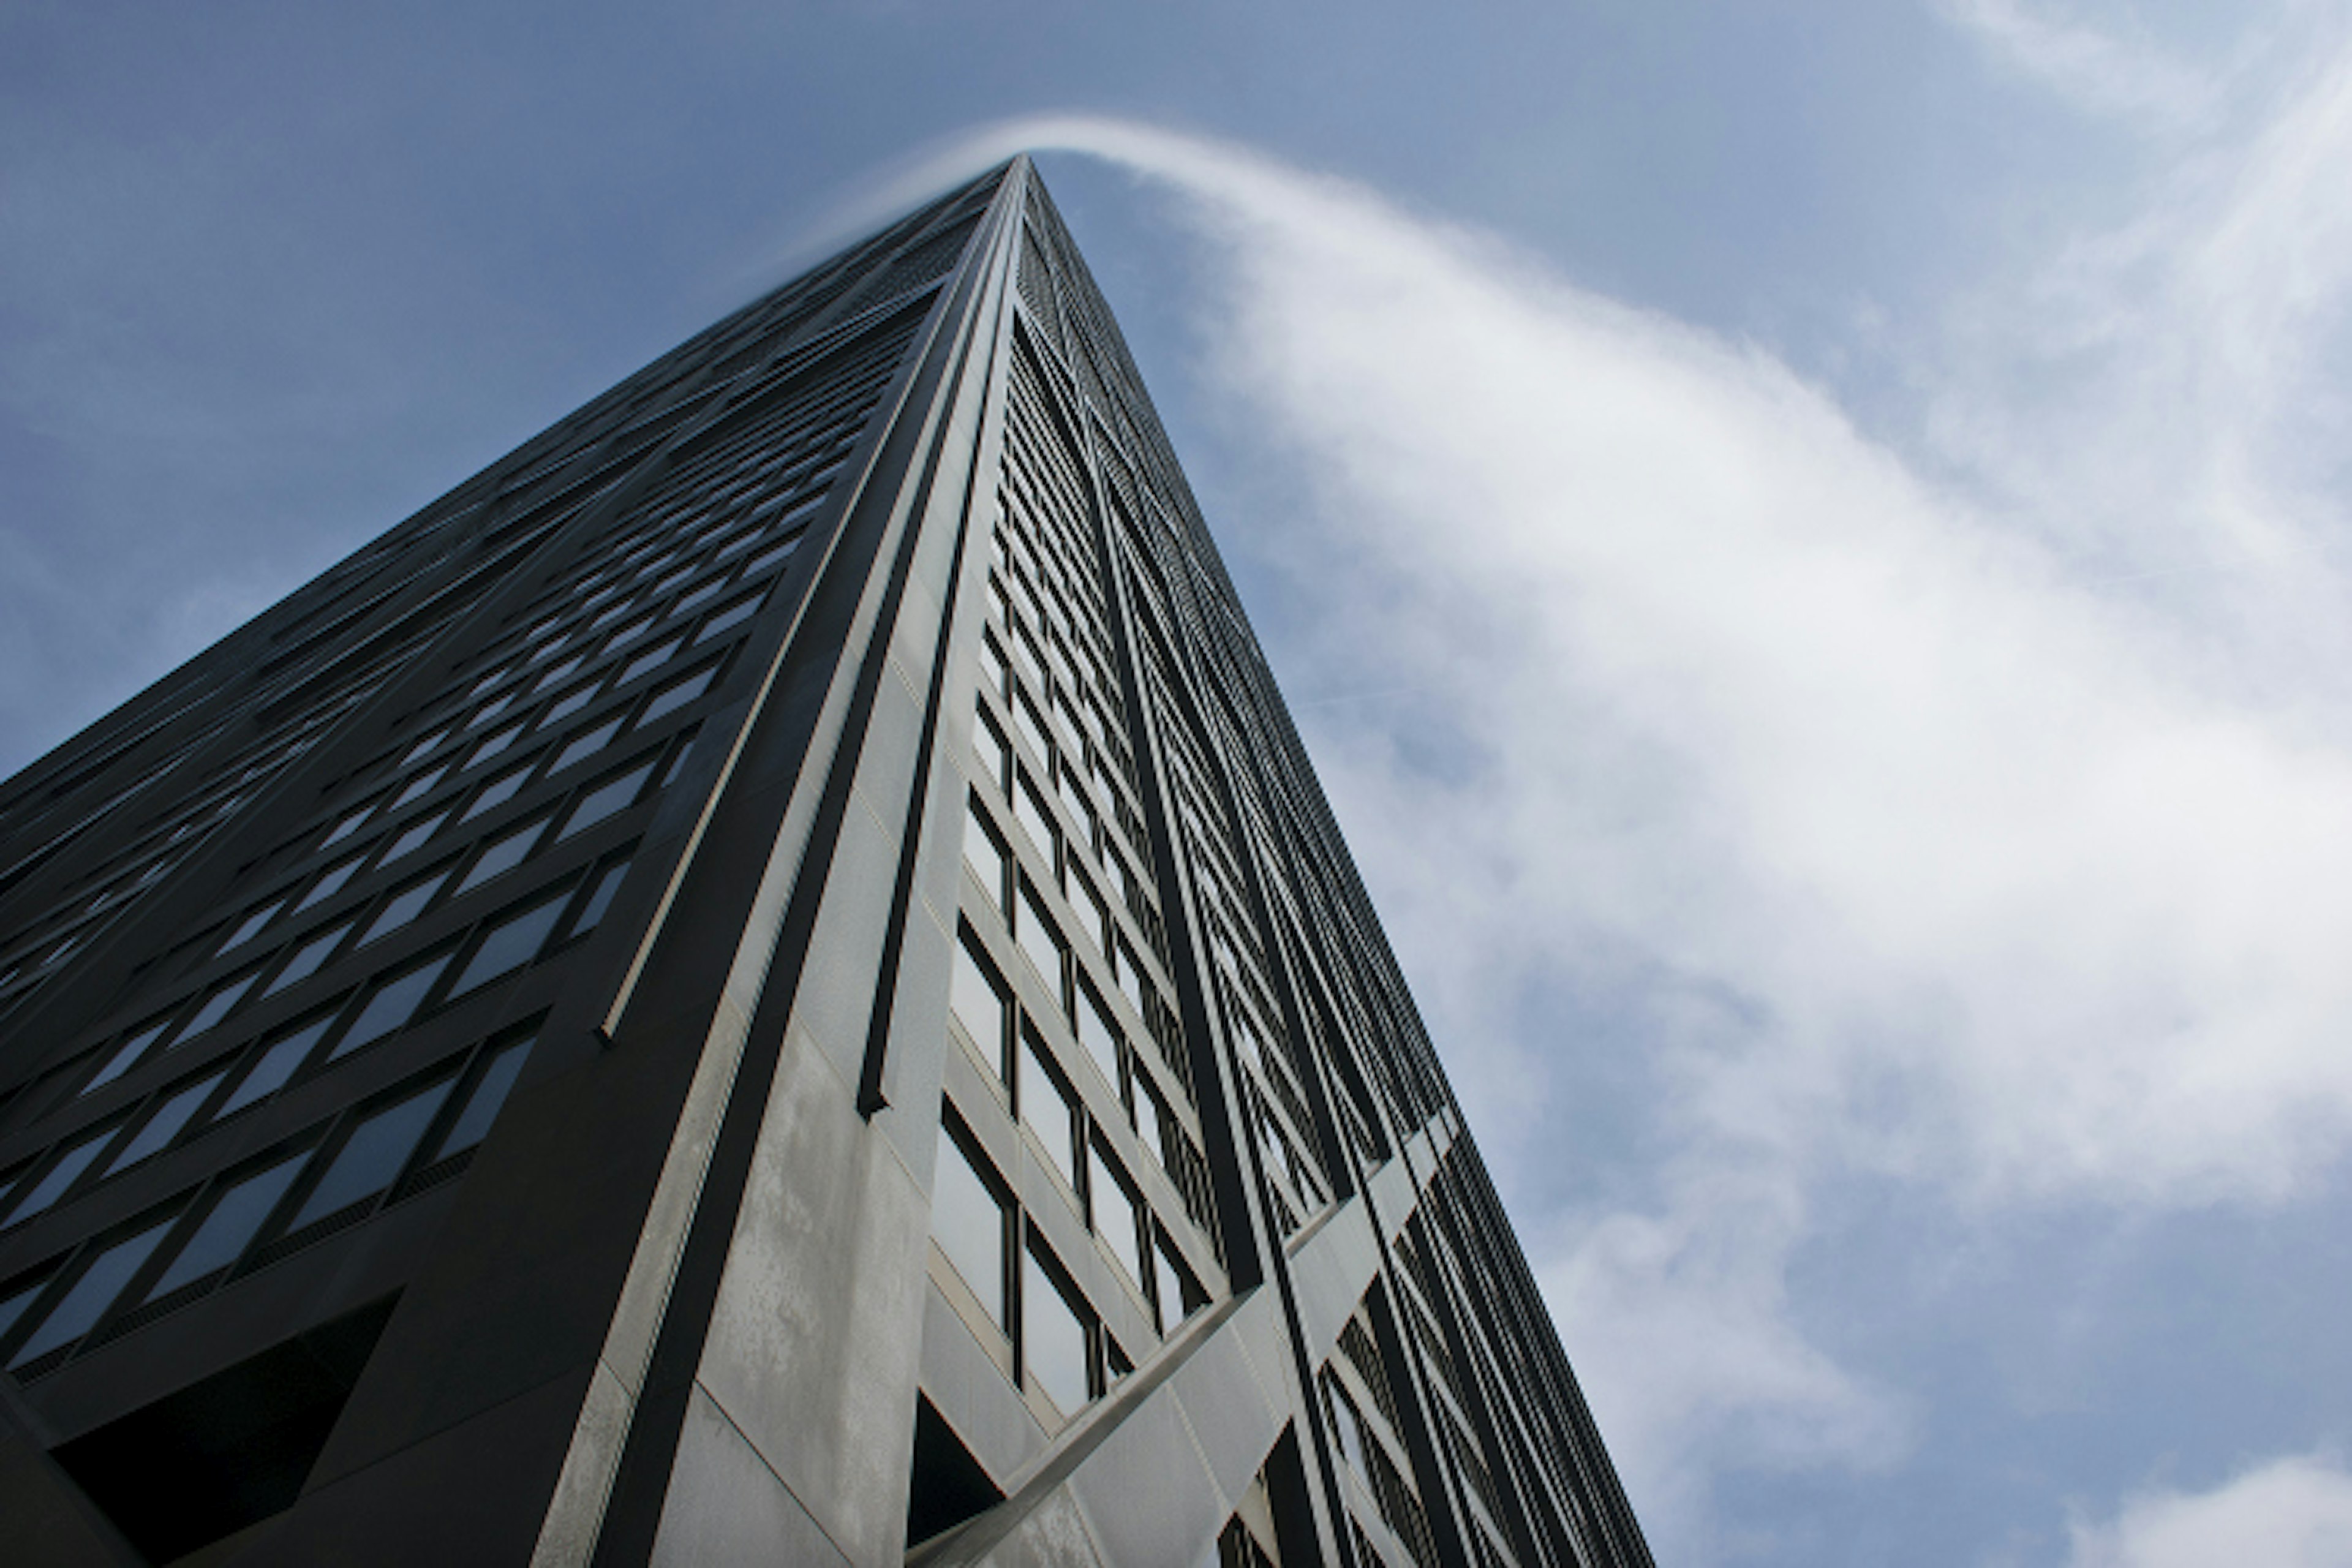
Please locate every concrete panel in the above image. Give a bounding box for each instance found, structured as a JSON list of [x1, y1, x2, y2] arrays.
[[1365, 1152, 1415, 1238], [792, 797, 907, 1090], [688, 1022, 931, 1566], [1286, 1197, 1380, 1367], [650, 1384, 854, 1568], [1060, 1379, 1224, 1568], [867, 896, 957, 1185], [971, 1487, 1103, 1568], [850, 657, 928, 850], [529, 1358, 632, 1568], [920, 1285, 1046, 1484], [1156, 1296, 1289, 1506]]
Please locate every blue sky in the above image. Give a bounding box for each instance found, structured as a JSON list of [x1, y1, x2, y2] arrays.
[[9, 4, 2352, 1564]]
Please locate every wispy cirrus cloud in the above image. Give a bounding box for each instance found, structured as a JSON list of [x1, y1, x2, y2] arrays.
[[1934, 0, 2223, 129], [2067, 1452, 2352, 1567]]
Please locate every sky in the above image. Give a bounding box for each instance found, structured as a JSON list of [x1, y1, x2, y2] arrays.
[[6, 3, 2352, 1564]]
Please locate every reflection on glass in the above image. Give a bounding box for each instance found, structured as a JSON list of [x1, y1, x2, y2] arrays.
[[1015, 775, 1056, 858], [218, 900, 285, 954], [390, 766, 447, 810], [1077, 986, 1121, 1087], [1090, 1145, 1144, 1286], [81, 1019, 170, 1098], [963, 807, 1007, 909], [551, 718, 624, 774], [450, 895, 565, 997], [4, 1129, 113, 1227], [930, 1134, 1006, 1326], [0, 1278, 46, 1345], [265, 923, 350, 997], [296, 858, 361, 912], [379, 812, 448, 865], [220, 1015, 336, 1116], [177, 972, 258, 1041], [558, 765, 651, 841], [290, 1082, 455, 1229], [331, 954, 451, 1061], [1022, 1035, 1078, 1194], [1024, 1248, 1091, 1415], [975, 710, 1009, 791], [361, 873, 449, 946], [105, 1073, 224, 1174], [147, 1154, 308, 1298], [461, 764, 530, 822], [432, 1039, 535, 1161], [951, 937, 1008, 1076], [9, 1220, 173, 1367], [1154, 1237, 1191, 1333], [1016, 884, 1063, 1003], [459, 818, 545, 893], [637, 668, 714, 727]]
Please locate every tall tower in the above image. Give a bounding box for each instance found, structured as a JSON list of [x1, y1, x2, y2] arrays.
[[0, 160, 1651, 1567]]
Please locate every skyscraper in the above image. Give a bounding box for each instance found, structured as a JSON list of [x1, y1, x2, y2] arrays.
[[0, 158, 1651, 1567]]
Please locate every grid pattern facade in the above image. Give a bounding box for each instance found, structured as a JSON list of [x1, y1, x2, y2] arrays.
[[0, 160, 1649, 1568]]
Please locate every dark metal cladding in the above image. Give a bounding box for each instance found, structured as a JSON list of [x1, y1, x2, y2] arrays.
[[0, 158, 1651, 1567]]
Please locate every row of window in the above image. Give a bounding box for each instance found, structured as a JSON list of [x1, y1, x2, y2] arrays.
[[957, 769, 1221, 1225], [0, 850, 628, 1242], [951, 913, 1169, 1195], [0, 192, 906, 1023], [990, 551, 1118, 758], [3, 613, 684, 1096], [56, 715, 692, 1114], [0, 260, 885, 1150], [482, 506, 801, 692], [1145, 660, 1335, 1236], [981, 364, 1191, 1051], [371, 609, 725, 831], [0, 666, 370, 1009], [267, 364, 864, 913], [1008, 287, 1359, 1237], [490, 358, 881, 645], [975, 553, 1182, 1070], [952, 714, 1231, 1333], [1390, 1191, 1558, 1552], [0, 1025, 537, 1380], [962, 788, 1166, 1083], [978, 650, 1149, 925], [929, 1115, 1202, 1425], [1015, 227, 1534, 1561], [988, 509, 1135, 791], [1324, 1359, 1438, 1568], [937, 337, 1219, 1416], [0, 243, 933, 1401], [990, 383, 1136, 768], [948, 913, 1190, 1288], [1401, 1182, 1587, 1536], [1000, 338, 1101, 618]]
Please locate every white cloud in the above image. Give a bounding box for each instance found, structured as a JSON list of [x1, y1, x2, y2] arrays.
[[1928, 7, 2352, 594], [892, 46, 2352, 1553], [1935, 0, 2222, 129], [1536, 1161, 1908, 1547], [2069, 1453, 2352, 1568], [1009, 103, 2352, 1203]]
